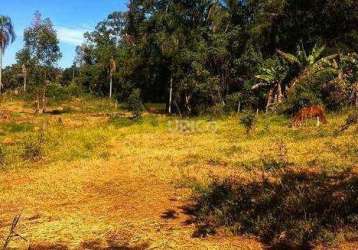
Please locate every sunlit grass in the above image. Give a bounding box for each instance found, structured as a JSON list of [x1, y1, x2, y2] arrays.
[[0, 97, 356, 249]]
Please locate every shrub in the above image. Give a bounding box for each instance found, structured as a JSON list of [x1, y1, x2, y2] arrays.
[[47, 83, 69, 102], [127, 89, 144, 119], [23, 131, 45, 161], [284, 68, 337, 114], [66, 82, 83, 97], [240, 113, 256, 134], [225, 93, 242, 113], [321, 78, 349, 111]]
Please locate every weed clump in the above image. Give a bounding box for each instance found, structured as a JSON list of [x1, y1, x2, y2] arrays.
[[0, 146, 6, 166], [23, 131, 45, 161], [240, 113, 256, 134], [338, 110, 358, 133]]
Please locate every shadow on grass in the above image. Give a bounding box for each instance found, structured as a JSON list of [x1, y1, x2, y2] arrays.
[[184, 169, 358, 249]]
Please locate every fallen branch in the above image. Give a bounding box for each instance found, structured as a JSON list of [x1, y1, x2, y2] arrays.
[[2, 214, 27, 250]]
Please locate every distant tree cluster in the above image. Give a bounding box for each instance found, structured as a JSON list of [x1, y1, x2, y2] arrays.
[[2, 1, 358, 115], [71, 0, 357, 115]]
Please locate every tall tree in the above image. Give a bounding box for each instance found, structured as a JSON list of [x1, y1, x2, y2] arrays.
[[23, 11, 62, 113], [0, 16, 16, 94]]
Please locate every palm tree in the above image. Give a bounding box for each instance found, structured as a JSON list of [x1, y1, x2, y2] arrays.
[[277, 42, 338, 89], [0, 16, 16, 94]]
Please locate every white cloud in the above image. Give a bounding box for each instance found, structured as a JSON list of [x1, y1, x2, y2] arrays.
[[57, 27, 87, 46]]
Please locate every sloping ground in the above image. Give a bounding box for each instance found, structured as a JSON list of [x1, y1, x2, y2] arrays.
[[0, 98, 356, 249]]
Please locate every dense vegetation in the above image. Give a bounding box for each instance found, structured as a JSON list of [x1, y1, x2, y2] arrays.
[[2, 0, 358, 116]]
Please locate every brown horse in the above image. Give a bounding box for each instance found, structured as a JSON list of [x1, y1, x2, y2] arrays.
[[292, 105, 327, 127]]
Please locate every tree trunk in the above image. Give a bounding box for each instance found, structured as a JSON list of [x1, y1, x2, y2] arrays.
[[41, 86, 47, 113], [36, 92, 40, 114], [168, 76, 173, 114], [277, 83, 283, 103], [266, 88, 274, 113], [109, 74, 113, 98], [23, 71, 27, 92], [237, 101, 241, 113], [0, 50, 3, 94]]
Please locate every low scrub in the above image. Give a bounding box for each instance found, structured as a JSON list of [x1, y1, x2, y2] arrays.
[[22, 131, 45, 161], [190, 169, 358, 249]]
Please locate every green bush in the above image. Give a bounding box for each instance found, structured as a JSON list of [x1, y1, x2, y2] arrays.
[[240, 113, 256, 134], [284, 68, 337, 114], [66, 82, 83, 97], [127, 89, 144, 119], [321, 78, 349, 111], [225, 93, 242, 113], [47, 83, 69, 102], [47, 82, 83, 103]]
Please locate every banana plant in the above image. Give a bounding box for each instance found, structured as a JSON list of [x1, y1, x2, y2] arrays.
[[253, 57, 288, 112], [277, 42, 338, 89]]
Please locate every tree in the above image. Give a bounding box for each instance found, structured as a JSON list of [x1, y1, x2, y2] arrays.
[[16, 48, 31, 92], [277, 42, 338, 89], [127, 88, 144, 119], [0, 16, 16, 94], [254, 57, 288, 112], [22, 11, 62, 113]]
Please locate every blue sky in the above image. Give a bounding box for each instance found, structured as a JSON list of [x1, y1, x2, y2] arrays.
[[2, 0, 128, 68]]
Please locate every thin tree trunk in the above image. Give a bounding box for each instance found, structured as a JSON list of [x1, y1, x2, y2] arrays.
[[238, 101, 241, 113], [0, 50, 3, 94], [266, 88, 274, 113], [277, 83, 283, 103], [41, 70, 48, 114], [42, 86, 46, 113], [36, 92, 40, 114], [23, 72, 27, 92], [109, 74, 113, 98], [169, 76, 173, 114]]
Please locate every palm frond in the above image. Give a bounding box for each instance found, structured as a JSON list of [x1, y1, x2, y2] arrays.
[[0, 16, 16, 52], [255, 74, 274, 83], [251, 82, 269, 90], [277, 49, 301, 65], [308, 44, 326, 65]]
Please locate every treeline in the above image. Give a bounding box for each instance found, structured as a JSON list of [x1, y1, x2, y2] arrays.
[[5, 0, 358, 115]]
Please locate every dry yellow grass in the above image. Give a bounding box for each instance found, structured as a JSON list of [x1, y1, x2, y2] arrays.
[[0, 98, 356, 249]]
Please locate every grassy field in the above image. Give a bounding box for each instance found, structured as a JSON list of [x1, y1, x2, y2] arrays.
[[0, 96, 356, 249]]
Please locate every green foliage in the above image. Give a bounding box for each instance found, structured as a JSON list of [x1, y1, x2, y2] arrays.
[[0, 16, 16, 51], [46, 82, 83, 102], [4, 0, 358, 114], [225, 93, 242, 113], [285, 68, 337, 113], [240, 113, 257, 134], [127, 88, 144, 119]]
